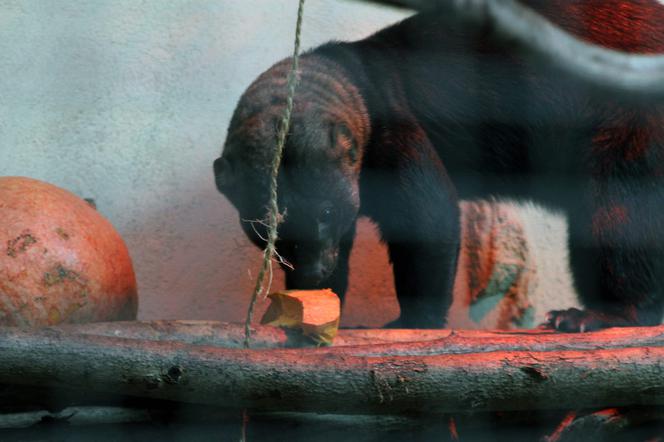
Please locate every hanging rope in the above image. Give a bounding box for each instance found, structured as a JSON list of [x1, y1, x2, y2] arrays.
[[244, 0, 306, 348]]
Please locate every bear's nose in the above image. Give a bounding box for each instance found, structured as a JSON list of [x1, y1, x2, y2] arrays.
[[292, 263, 329, 288]]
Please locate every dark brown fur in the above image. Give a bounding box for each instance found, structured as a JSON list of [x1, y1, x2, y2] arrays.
[[216, 1, 664, 330]]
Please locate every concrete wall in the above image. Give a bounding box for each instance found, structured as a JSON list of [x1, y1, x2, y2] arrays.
[[0, 0, 579, 327]]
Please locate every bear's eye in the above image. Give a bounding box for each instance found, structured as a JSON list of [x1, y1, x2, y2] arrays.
[[319, 206, 335, 224]]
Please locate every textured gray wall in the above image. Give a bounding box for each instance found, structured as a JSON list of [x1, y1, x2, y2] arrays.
[[0, 0, 412, 324]]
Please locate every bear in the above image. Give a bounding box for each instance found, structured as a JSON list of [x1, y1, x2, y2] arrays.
[[214, 0, 664, 330]]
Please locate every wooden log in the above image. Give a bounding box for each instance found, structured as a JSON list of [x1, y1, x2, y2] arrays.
[[55, 319, 465, 347], [0, 398, 659, 440], [0, 405, 424, 430], [0, 327, 661, 414], [1, 408, 659, 441], [0, 406, 153, 429], [544, 407, 664, 442], [49, 320, 664, 355], [55, 320, 308, 348]]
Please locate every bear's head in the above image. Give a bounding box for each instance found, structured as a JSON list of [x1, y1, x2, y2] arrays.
[[214, 56, 370, 289]]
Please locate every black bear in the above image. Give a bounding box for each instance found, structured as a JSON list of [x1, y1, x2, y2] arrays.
[[214, 0, 664, 330]]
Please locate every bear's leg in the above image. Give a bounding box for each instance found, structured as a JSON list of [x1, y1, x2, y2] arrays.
[[546, 178, 664, 331], [366, 122, 460, 328]]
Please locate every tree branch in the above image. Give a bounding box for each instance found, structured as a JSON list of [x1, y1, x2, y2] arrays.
[[0, 325, 662, 413], [50, 320, 664, 355]]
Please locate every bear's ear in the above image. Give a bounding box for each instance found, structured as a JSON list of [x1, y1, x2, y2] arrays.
[[331, 123, 359, 164], [213, 157, 235, 192]]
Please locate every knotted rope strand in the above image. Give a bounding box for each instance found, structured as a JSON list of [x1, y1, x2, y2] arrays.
[[244, 0, 306, 348]]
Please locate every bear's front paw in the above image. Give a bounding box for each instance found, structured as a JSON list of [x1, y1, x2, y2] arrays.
[[541, 308, 616, 332]]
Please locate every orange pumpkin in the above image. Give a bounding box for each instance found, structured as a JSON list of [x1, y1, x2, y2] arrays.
[[0, 176, 137, 326]]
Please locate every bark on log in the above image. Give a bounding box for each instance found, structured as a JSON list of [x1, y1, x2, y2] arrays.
[[1, 407, 659, 441], [57, 319, 466, 347], [0, 327, 662, 414], [50, 320, 664, 355], [0, 405, 428, 430], [0, 406, 154, 429]]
